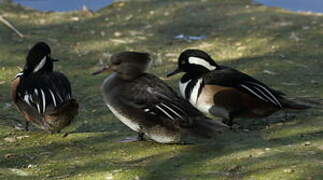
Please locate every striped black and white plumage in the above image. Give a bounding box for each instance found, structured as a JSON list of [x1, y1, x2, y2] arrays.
[[167, 49, 310, 126], [11, 42, 78, 133], [95, 51, 227, 144]]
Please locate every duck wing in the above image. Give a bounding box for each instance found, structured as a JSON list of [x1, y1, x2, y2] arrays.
[[119, 74, 227, 137], [204, 67, 283, 108], [15, 72, 73, 116]]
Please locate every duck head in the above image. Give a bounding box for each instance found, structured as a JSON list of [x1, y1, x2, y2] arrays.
[[23, 42, 59, 75], [167, 49, 219, 78], [92, 51, 151, 80]]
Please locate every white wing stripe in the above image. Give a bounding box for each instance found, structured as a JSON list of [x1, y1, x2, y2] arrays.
[[40, 89, 46, 113], [249, 82, 282, 107], [33, 89, 41, 113], [160, 103, 183, 119], [56, 92, 63, 103], [49, 89, 57, 107], [240, 84, 268, 102], [23, 94, 31, 106], [156, 105, 175, 120], [252, 86, 277, 105], [36, 103, 41, 113]]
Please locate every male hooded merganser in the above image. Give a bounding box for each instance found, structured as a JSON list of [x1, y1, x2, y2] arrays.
[[11, 42, 79, 133], [93, 51, 227, 144], [167, 49, 310, 126]]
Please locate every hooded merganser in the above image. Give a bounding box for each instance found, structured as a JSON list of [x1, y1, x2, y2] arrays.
[[93, 51, 227, 144], [167, 49, 310, 126], [11, 42, 79, 133]]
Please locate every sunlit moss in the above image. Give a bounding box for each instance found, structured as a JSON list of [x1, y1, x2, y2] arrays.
[[1, 0, 323, 179]]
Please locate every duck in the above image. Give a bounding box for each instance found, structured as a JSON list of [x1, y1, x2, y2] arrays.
[[11, 42, 79, 133], [167, 49, 310, 126], [93, 51, 227, 143]]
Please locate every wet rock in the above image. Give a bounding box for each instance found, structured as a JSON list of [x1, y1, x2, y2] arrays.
[[4, 153, 16, 159], [304, 141, 311, 146], [4, 137, 16, 143], [283, 168, 294, 173]]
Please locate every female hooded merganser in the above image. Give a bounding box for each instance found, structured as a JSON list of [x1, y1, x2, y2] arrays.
[[93, 51, 227, 143], [11, 42, 79, 133], [167, 49, 310, 126]]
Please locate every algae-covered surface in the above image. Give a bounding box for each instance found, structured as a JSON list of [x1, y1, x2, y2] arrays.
[[0, 0, 323, 179]]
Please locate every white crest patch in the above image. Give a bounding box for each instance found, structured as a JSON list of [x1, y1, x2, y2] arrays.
[[188, 57, 216, 71], [33, 56, 47, 73]]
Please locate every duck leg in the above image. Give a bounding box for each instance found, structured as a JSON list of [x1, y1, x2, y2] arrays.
[[25, 121, 29, 131], [137, 132, 145, 141]]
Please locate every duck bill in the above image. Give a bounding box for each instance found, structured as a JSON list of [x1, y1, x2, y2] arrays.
[[49, 56, 59, 62], [166, 68, 182, 77], [92, 65, 111, 75]]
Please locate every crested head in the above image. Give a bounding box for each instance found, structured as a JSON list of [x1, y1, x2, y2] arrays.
[[178, 49, 218, 71], [167, 49, 219, 78], [110, 51, 151, 80], [23, 42, 58, 75]]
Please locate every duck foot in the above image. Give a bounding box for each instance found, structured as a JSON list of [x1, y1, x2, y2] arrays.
[[222, 119, 241, 131], [175, 141, 193, 145], [222, 118, 233, 127], [119, 133, 145, 143], [14, 121, 29, 131]]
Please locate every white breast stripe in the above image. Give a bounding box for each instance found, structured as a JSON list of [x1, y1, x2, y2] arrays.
[[40, 89, 46, 113], [49, 89, 57, 107], [248, 82, 282, 107], [156, 105, 175, 120], [190, 78, 203, 105], [160, 103, 183, 119], [188, 57, 217, 71], [240, 84, 268, 102], [179, 80, 190, 98], [15, 72, 23, 79], [33, 56, 47, 73]]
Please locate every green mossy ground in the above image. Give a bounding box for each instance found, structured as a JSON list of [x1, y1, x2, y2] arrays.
[[0, 0, 323, 179]]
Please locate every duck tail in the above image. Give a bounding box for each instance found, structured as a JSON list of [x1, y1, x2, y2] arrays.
[[280, 96, 323, 110], [55, 99, 79, 116], [189, 117, 228, 138]]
